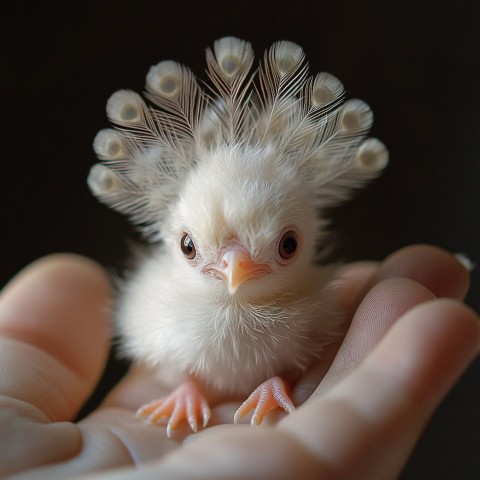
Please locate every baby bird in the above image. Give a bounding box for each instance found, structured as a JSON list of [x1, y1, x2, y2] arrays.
[[88, 37, 388, 437]]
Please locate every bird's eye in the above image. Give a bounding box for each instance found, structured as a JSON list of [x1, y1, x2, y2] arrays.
[[180, 233, 196, 259], [278, 231, 299, 259]]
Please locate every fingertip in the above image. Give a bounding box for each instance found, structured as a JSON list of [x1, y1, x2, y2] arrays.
[[378, 244, 471, 300], [8, 253, 111, 293], [0, 253, 112, 378]]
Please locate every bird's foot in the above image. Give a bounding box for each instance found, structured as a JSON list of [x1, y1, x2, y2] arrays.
[[135, 381, 211, 438], [234, 376, 295, 425]]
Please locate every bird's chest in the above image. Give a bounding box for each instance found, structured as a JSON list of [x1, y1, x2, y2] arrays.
[[169, 298, 321, 395]]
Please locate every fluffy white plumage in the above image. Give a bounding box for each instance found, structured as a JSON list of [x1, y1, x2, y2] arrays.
[[88, 37, 388, 433]]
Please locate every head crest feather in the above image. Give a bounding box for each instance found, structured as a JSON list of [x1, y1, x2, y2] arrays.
[[88, 37, 388, 239]]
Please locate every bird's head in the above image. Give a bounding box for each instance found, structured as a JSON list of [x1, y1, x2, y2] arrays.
[[166, 145, 320, 299]]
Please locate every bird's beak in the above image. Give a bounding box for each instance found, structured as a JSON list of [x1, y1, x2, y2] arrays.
[[218, 248, 270, 295]]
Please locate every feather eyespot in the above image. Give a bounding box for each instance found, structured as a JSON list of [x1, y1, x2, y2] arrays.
[[278, 231, 299, 259], [181, 233, 196, 259]]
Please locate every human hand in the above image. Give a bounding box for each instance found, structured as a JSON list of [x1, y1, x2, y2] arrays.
[[1, 245, 478, 479]]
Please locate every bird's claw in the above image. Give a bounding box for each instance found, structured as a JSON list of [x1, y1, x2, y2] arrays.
[[234, 376, 295, 425], [136, 381, 211, 438]]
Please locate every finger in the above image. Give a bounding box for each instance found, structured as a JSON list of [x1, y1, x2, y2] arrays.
[[0, 254, 111, 420], [280, 299, 480, 480], [295, 244, 470, 402], [313, 277, 435, 396], [320, 245, 470, 392]]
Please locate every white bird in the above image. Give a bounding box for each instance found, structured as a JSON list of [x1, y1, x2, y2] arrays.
[[88, 37, 388, 437]]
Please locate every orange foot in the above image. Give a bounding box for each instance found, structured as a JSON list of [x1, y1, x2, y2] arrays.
[[234, 376, 295, 425], [136, 381, 211, 438]]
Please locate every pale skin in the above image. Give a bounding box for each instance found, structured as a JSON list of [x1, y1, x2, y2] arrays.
[[0, 245, 478, 479]]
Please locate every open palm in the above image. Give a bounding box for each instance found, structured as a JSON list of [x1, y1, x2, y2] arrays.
[[1, 245, 478, 480]]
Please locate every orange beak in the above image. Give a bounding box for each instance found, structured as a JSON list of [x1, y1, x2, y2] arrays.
[[218, 248, 270, 295]]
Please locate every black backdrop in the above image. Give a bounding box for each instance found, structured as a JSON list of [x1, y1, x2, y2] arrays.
[[1, 1, 479, 478]]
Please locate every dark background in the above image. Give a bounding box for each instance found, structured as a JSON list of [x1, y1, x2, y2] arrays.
[[1, 1, 479, 478]]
